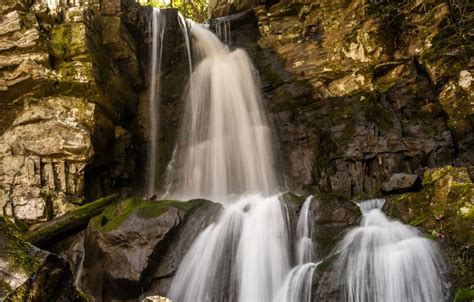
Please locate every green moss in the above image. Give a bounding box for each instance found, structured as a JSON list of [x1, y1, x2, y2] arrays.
[[455, 287, 474, 302], [93, 198, 197, 232], [0, 218, 43, 274], [0, 279, 12, 296]]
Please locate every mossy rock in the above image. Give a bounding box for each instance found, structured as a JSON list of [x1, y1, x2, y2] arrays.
[[385, 166, 474, 292], [455, 287, 474, 302], [90, 198, 198, 233]]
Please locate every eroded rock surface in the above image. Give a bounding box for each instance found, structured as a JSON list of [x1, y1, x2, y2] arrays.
[[0, 0, 147, 224]]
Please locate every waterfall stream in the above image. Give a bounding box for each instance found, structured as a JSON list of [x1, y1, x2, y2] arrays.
[[146, 8, 165, 197], [163, 22, 279, 203]]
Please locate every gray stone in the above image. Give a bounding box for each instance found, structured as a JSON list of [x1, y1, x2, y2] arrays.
[[381, 173, 421, 195]]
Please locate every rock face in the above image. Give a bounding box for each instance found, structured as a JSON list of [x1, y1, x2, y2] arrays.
[[228, 0, 472, 199], [385, 166, 474, 295], [209, 0, 256, 18], [0, 0, 147, 224], [0, 216, 86, 301], [80, 198, 222, 301]]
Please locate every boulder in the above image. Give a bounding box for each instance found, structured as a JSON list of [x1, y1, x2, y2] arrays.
[[381, 173, 421, 195], [80, 198, 222, 301], [0, 216, 87, 301]]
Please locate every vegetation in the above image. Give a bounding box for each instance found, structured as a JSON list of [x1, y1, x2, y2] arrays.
[[140, 0, 208, 22]]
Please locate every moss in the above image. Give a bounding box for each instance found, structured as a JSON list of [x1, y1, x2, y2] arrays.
[[0, 218, 43, 275], [455, 287, 474, 302], [0, 279, 12, 296], [92, 198, 197, 232]]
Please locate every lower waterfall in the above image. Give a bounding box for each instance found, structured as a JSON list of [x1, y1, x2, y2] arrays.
[[337, 199, 446, 302]]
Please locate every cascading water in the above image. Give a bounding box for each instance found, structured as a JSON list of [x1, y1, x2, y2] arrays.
[[274, 196, 319, 302], [165, 21, 290, 301], [163, 23, 279, 203], [337, 199, 447, 302], [168, 194, 291, 302], [146, 8, 166, 197]]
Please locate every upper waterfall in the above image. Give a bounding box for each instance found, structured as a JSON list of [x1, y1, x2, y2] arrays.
[[164, 23, 279, 203]]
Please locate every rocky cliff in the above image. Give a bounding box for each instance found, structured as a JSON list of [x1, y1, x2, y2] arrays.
[[227, 0, 473, 199], [0, 0, 148, 225]]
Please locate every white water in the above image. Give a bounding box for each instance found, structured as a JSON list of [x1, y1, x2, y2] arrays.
[[166, 21, 289, 302], [274, 196, 318, 302], [168, 194, 291, 302], [338, 199, 446, 302], [146, 8, 166, 197], [164, 23, 279, 203], [296, 196, 315, 264], [274, 263, 318, 302]]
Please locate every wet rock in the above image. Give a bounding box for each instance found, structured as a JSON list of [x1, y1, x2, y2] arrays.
[[381, 173, 421, 195], [281, 192, 361, 259], [0, 216, 87, 301], [80, 198, 222, 301], [384, 166, 474, 293]]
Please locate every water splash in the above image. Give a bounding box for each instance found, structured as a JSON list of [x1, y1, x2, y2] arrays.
[[146, 8, 166, 197], [164, 23, 279, 203], [337, 199, 446, 302], [168, 194, 291, 302]]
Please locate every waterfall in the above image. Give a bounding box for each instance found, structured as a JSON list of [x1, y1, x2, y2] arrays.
[[153, 14, 448, 302], [163, 23, 279, 203], [168, 194, 291, 302], [166, 21, 288, 302], [337, 199, 446, 302], [146, 8, 166, 197]]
